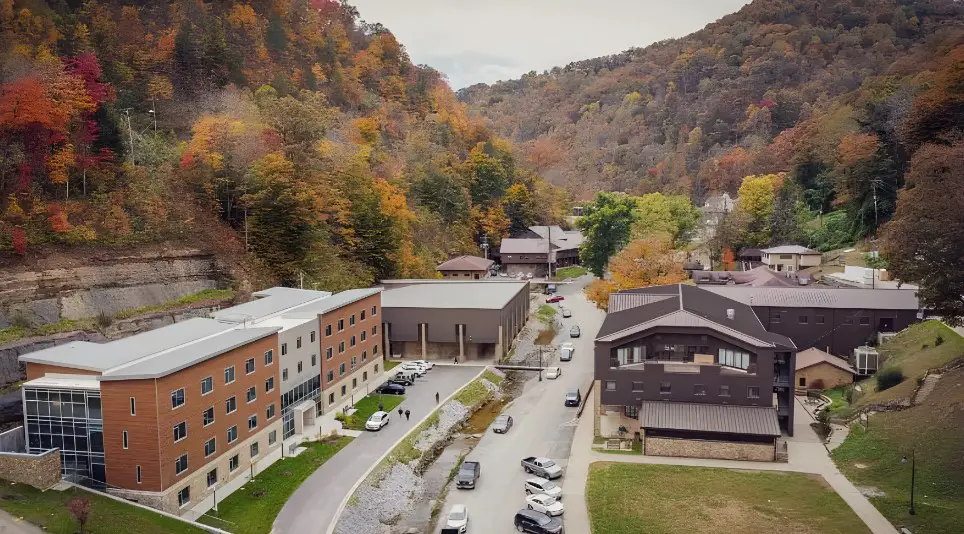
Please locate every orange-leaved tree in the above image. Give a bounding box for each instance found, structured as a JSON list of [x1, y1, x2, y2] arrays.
[[584, 236, 686, 309]]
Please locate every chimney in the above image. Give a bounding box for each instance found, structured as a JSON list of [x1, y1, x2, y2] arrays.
[[726, 308, 735, 320]]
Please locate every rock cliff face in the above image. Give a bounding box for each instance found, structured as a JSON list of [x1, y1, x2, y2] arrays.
[[0, 248, 226, 327]]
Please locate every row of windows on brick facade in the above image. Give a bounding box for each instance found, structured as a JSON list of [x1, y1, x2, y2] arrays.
[[171, 429, 278, 508], [281, 330, 317, 356], [325, 346, 377, 384], [771, 313, 871, 325], [325, 365, 378, 405], [324, 325, 378, 360], [604, 381, 761, 398], [323, 306, 379, 337]]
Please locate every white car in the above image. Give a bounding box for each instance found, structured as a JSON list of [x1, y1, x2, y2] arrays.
[[399, 363, 426, 376], [365, 411, 390, 431], [524, 477, 562, 500], [526, 493, 564, 516], [445, 504, 469, 532], [545, 367, 561, 380], [410, 360, 434, 370]]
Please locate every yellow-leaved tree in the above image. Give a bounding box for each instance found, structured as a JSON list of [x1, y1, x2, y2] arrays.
[[585, 236, 686, 309]]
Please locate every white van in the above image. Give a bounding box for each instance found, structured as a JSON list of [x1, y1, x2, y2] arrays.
[[560, 343, 574, 362]]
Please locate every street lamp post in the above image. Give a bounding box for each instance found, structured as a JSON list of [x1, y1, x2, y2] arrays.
[[538, 346, 543, 382], [901, 449, 916, 515]]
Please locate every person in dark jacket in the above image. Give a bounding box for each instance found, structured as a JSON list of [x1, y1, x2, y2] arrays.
[[404, 409, 411, 421]]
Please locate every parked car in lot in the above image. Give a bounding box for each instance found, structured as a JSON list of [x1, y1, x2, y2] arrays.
[[375, 383, 406, 395], [365, 411, 389, 431], [560, 307, 571, 318], [456, 461, 481, 489], [545, 295, 564, 303], [492, 414, 514, 434], [445, 504, 469, 533], [564, 388, 581, 407], [525, 494, 565, 516], [513, 509, 563, 534], [390, 371, 415, 386], [545, 367, 561, 380], [521, 457, 563, 479], [524, 477, 562, 500], [399, 363, 426, 377], [568, 325, 580, 338], [410, 359, 434, 370], [559, 343, 574, 361]]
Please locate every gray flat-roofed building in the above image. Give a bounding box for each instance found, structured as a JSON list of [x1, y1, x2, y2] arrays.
[[380, 280, 530, 361], [211, 287, 331, 323], [287, 287, 381, 315]]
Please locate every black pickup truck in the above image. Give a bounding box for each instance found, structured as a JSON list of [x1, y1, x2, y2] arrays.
[[455, 461, 480, 489]]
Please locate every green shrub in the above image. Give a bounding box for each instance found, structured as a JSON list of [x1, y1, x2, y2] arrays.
[[876, 367, 905, 391]]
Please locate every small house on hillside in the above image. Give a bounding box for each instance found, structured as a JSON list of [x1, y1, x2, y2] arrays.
[[762, 245, 822, 273], [437, 255, 494, 280], [794, 347, 856, 393]]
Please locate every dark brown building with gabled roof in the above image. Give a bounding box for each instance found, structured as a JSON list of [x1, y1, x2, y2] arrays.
[[596, 284, 796, 462]]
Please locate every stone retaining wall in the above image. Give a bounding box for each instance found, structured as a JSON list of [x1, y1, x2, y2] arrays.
[[0, 447, 62, 489], [644, 435, 775, 462]]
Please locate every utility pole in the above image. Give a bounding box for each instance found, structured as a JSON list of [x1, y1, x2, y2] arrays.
[[546, 225, 552, 280], [122, 108, 135, 164], [300, 271, 304, 289], [148, 97, 157, 135], [244, 208, 249, 251], [480, 235, 489, 260]]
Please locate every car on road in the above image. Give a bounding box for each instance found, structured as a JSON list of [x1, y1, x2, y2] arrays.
[[545, 367, 561, 380], [546, 284, 557, 294], [492, 414, 514, 434], [513, 509, 563, 534], [375, 382, 406, 395], [564, 388, 581, 407], [559, 343, 574, 361], [560, 307, 571, 318], [545, 295, 564, 303], [390, 371, 415, 386], [410, 359, 435, 370], [524, 477, 562, 500], [456, 461, 481, 489], [568, 325, 580, 338], [399, 363, 427, 376], [445, 504, 469, 533], [525, 494, 564, 517], [365, 411, 389, 431], [521, 457, 563, 479]]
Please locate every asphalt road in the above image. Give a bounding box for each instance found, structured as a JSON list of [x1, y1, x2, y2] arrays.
[[273, 364, 482, 534], [437, 276, 605, 533]]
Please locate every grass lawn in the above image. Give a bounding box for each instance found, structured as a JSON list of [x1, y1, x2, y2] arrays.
[[833, 366, 964, 533], [587, 463, 869, 534], [852, 321, 964, 409], [824, 386, 851, 415], [199, 436, 352, 534], [0, 484, 203, 534], [553, 265, 588, 280], [384, 359, 401, 371], [340, 394, 405, 430]]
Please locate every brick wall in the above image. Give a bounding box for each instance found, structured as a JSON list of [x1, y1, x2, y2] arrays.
[[0, 448, 62, 488], [644, 435, 775, 462]]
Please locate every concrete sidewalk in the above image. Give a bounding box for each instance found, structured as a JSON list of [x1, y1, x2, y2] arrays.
[[0, 510, 44, 534], [564, 391, 898, 534]]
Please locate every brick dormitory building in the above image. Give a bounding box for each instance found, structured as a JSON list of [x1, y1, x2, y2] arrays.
[[5, 286, 385, 516]]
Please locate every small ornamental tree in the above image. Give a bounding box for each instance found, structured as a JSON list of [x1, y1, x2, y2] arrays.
[[67, 496, 91, 533]]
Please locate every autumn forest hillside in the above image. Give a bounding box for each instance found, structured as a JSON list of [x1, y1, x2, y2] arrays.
[[460, 0, 964, 243], [0, 0, 568, 289]]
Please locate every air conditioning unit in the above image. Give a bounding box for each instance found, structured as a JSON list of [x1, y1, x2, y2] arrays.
[[854, 345, 879, 375]]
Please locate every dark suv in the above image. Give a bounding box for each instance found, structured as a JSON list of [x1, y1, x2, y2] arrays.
[[514, 509, 563, 533], [375, 383, 405, 395]]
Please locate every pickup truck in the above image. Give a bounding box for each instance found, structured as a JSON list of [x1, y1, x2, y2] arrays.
[[455, 461, 480, 489], [521, 456, 563, 479]]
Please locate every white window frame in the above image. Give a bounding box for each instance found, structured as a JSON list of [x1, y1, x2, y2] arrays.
[[201, 376, 213, 396]]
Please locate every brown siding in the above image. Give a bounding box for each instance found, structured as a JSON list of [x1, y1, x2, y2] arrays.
[[25, 363, 101, 380], [795, 363, 854, 392], [101, 379, 161, 490], [320, 293, 381, 391]]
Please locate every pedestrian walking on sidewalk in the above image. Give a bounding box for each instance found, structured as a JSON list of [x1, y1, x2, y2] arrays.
[[398, 407, 404, 418], [435, 392, 440, 404], [378, 401, 384, 412], [404, 409, 411, 421]]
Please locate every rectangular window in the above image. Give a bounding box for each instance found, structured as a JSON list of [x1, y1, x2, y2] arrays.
[[361, 331, 367, 342], [772, 313, 781, 324], [136, 465, 141, 484], [265, 377, 275, 393], [248, 415, 257, 431], [372, 325, 377, 335], [310, 331, 316, 343], [296, 336, 302, 349], [748, 386, 760, 399], [799, 315, 808, 324], [351, 356, 357, 371], [350, 314, 355, 326], [341, 385, 346, 396], [860, 316, 871, 325], [173, 421, 187, 442], [327, 370, 334, 383], [816, 315, 825, 325], [207, 468, 217, 488], [229, 455, 239, 472], [372, 306, 377, 316], [362, 350, 367, 361], [246, 387, 256, 403], [311, 354, 317, 366], [201, 376, 213, 395], [265, 349, 274, 365], [325, 324, 332, 336], [799, 377, 806, 387], [225, 366, 235, 384], [267, 403, 275, 420], [363, 371, 368, 381], [350, 336, 356, 348], [352, 378, 357, 388], [282, 368, 288, 381], [631, 381, 643, 392], [373, 345, 378, 355], [130, 397, 136, 416], [123, 431, 129, 449], [227, 425, 238, 443], [226, 396, 237, 414], [337, 319, 344, 331], [328, 392, 335, 404], [339, 363, 345, 376], [338, 341, 345, 353], [717, 348, 751, 370], [660, 382, 671, 394], [605, 381, 616, 391], [361, 310, 366, 321], [297, 362, 303, 373], [694, 384, 706, 396], [175, 453, 188, 475], [281, 343, 287, 356], [250, 442, 260, 458], [269, 430, 277, 445], [171, 388, 185, 409], [844, 317, 854, 325], [719, 385, 730, 396], [326, 347, 333, 360], [204, 437, 216, 457], [245, 358, 255, 374], [203, 407, 215, 426], [177, 486, 190, 508]]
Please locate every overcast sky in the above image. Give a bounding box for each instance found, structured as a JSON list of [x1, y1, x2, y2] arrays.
[[350, 0, 751, 89]]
